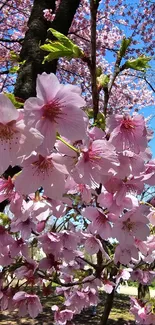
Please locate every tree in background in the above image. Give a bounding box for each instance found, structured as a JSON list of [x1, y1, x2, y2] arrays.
[[0, 1, 155, 324]]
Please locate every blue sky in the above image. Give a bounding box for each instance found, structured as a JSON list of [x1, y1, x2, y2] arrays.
[[142, 106, 155, 157]]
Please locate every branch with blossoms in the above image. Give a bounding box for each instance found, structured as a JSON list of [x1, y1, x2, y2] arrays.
[[0, 1, 155, 325], [0, 74, 155, 323]]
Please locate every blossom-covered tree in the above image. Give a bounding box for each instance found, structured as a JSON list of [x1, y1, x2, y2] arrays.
[[0, 1, 155, 325]]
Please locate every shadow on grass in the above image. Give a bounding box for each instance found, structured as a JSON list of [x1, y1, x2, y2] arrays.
[[74, 293, 134, 325], [0, 292, 135, 325]]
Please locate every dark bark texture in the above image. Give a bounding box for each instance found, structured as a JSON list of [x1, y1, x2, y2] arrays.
[[138, 283, 150, 300], [14, 0, 81, 100], [100, 289, 115, 325]]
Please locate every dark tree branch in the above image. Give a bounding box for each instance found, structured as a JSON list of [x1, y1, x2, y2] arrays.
[[100, 289, 115, 325], [123, 72, 155, 93], [14, 0, 81, 100], [0, 38, 23, 43], [0, 0, 9, 11], [14, 0, 56, 100], [90, 0, 99, 120]]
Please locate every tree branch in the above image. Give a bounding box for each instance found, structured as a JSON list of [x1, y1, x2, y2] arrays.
[[0, 38, 23, 43], [14, 0, 81, 100], [90, 0, 99, 120]]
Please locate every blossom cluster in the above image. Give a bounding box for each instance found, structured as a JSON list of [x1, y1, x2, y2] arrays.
[[0, 72, 155, 324]]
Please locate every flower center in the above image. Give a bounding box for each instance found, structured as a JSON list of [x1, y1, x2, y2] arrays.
[[123, 218, 134, 231], [0, 123, 16, 141], [83, 147, 101, 163], [122, 117, 135, 130], [42, 99, 64, 122], [32, 155, 53, 175]]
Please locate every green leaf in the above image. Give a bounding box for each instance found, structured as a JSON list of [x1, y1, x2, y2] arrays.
[[0, 213, 10, 226], [97, 74, 110, 88], [4, 93, 24, 108], [40, 28, 83, 63], [94, 112, 106, 130], [125, 56, 151, 72], [10, 50, 20, 62], [85, 108, 94, 119], [96, 66, 102, 77], [9, 65, 19, 74], [119, 38, 131, 58], [49, 28, 75, 49]]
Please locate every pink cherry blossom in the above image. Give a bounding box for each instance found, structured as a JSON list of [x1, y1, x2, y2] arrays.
[[142, 159, 155, 186], [0, 176, 14, 203], [0, 225, 14, 247], [107, 113, 147, 153], [130, 297, 147, 324], [10, 238, 28, 258], [112, 207, 150, 246], [0, 287, 15, 312], [83, 287, 100, 308], [103, 279, 115, 294], [82, 207, 112, 239], [65, 290, 87, 313], [65, 176, 92, 204], [134, 239, 148, 256], [14, 153, 68, 200], [117, 150, 145, 178], [115, 268, 131, 286], [39, 254, 58, 271], [52, 305, 74, 324], [72, 139, 118, 187], [39, 232, 62, 258], [114, 244, 139, 265], [0, 94, 44, 174], [11, 216, 36, 240], [14, 258, 38, 281], [131, 269, 155, 285], [10, 200, 37, 240], [0, 246, 14, 267], [98, 190, 138, 216], [84, 233, 110, 259], [24, 73, 88, 154], [104, 175, 144, 206], [59, 231, 79, 251], [13, 291, 42, 318], [147, 209, 155, 226]]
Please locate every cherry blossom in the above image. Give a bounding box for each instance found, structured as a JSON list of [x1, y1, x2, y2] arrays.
[[72, 139, 118, 187], [24, 73, 88, 154], [13, 291, 42, 318], [107, 113, 147, 153], [0, 94, 44, 174], [0, 1, 155, 323], [112, 207, 150, 246], [14, 153, 68, 200]]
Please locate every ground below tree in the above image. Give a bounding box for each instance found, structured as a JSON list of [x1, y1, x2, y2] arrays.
[[0, 291, 135, 325]]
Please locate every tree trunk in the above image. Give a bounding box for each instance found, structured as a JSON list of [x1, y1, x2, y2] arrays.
[[100, 289, 115, 325], [14, 0, 81, 100], [138, 283, 150, 300]]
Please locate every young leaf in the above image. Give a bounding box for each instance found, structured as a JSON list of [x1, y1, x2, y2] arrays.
[[124, 56, 151, 72], [10, 50, 20, 62], [119, 38, 131, 58], [94, 112, 106, 130], [9, 65, 19, 74], [4, 93, 24, 108], [97, 74, 110, 88], [40, 28, 83, 63]]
